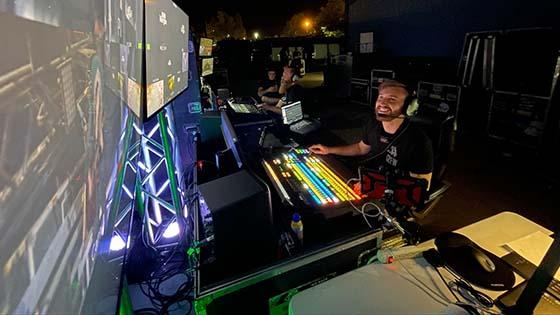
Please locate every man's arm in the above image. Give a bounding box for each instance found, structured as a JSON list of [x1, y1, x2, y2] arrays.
[[279, 80, 291, 95], [261, 95, 281, 105], [258, 102, 283, 115], [309, 141, 371, 156]]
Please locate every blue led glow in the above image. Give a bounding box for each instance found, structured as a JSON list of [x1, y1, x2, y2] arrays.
[[296, 162, 335, 202], [307, 188, 322, 205]]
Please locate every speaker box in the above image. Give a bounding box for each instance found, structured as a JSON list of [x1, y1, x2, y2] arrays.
[[198, 170, 275, 271]]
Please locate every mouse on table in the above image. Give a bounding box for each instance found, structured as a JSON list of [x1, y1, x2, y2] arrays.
[[469, 246, 496, 273], [435, 232, 496, 273]]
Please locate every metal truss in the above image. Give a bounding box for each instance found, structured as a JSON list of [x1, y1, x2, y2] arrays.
[[106, 111, 139, 257], [135, 108, 187, 249]]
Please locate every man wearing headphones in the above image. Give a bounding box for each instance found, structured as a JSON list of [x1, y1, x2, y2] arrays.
[[258, 66, 303, 115], [309, 80, 433, 189]]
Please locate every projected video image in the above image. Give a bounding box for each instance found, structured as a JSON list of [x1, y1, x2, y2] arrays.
[[0, 1, 140, 314]]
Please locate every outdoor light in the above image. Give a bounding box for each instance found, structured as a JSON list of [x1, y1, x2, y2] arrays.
[[163, 221, 180, 238], [253, 32, 260, 39], [303, 18, 312, 30], [110, 234, 126, 251]]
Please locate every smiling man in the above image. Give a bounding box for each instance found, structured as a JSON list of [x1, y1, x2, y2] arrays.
[[309, 80, 433, 189]]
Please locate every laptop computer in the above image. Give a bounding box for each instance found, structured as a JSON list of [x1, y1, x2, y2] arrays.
[[281, 101, 320, 135], [227, 96, 273, 115], [228, 102, 261, 114]]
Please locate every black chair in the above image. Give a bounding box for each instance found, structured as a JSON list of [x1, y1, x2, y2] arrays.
[[409, 102, 454, 218]]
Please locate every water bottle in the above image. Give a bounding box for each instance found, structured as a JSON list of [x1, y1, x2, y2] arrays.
[[291, 213, 304, 243]]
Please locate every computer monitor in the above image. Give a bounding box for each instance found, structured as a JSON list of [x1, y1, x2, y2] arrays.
[[202, 57, 214, 76], [220, 111, 243, 168], [281, 101, 303, 124], [199, 38, 213, 57]]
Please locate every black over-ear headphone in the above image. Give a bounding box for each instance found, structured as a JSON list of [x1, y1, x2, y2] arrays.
[[292, 72, 299, 81], [401, 85, 418, 117], [402, 93, 413, 114]]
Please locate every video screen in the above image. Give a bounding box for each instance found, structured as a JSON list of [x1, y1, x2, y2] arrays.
[[0, 1, 140, 314], [145, 0, 190, 118], [101, 0, 190, 119], [104, 0, 144, 117], [199, 37, 213, 57], [202, 57, 214, 76]]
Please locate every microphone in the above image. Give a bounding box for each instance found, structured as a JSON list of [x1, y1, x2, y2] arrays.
[[375, 113, 406, 119]]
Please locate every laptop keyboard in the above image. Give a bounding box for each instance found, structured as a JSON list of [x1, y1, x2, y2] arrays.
[[290, 120, 313, 131]]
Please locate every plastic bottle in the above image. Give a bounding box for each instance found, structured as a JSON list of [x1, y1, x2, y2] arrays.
[[291, 213, 304, 243]]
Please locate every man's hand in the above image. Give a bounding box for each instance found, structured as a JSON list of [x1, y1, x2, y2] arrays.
[[308, 144, 330, 155], [257, 103, 273, 111], [267, 85, 278, 93]]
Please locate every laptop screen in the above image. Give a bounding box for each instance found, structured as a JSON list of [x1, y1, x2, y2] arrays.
[[282, 101, 303, 124]]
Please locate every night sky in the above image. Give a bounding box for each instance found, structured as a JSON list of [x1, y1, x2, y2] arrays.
[[176, 0, 327, 36]]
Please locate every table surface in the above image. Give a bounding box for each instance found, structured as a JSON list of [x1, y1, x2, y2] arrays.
[[289, 211, 553, 315]]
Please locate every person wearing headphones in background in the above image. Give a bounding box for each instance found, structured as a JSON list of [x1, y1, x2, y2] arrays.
[[258, 66, 304, 115], [309, 80, 433, 189]]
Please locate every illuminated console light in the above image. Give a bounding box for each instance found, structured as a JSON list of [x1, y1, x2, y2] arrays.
[[264, 161, 291, 203], [320, 176, 348, 202], [313, 159, 361, 200], [110, 234, 126, 251], [306, 188, 322, 204], [297, 162, 336, 201], [163, 221, 180, 238], [291, 163, 325, 205]]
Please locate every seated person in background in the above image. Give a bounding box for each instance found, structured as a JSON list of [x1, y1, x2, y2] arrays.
[[258, 66, 304, 115], [258, 68, 282, 105], [290, 49, 305, 77], [309, 80, 433, 190]]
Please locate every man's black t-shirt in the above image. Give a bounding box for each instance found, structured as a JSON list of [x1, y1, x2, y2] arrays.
[[259, 78, 279, 90], [283, 83, 304, 104], [361, 118, 433, 174], [259, 79, 280, 98]]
